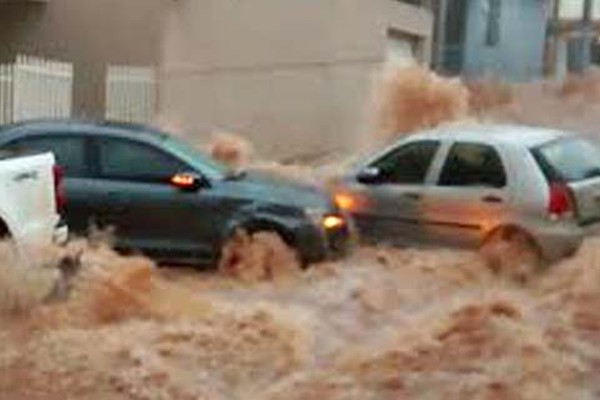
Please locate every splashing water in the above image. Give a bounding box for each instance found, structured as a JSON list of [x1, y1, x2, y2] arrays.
[[374, 65, 471, 142], [209, 131, 254, 170]]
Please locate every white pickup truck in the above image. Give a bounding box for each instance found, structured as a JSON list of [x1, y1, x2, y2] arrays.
[[0, 150, 67, 249]]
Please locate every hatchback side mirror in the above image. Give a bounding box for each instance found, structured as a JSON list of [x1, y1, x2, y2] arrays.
[[357, 167, 382, 184], [170, 172, 209, 191]]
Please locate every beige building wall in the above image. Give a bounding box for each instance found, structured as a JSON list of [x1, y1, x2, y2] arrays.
[[160, 0, 434, 159], [0, 0, 162, 118]]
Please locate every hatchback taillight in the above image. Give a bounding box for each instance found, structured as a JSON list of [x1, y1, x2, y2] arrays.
[[548, 183, 573, 219], [53, 164, 66, 213]]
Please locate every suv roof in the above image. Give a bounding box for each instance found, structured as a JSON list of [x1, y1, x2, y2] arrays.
[[0, 119, 169, 139], [408, 123, 570, 148]]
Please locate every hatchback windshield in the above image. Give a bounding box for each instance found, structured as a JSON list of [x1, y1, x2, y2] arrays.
[[533, 137, 600, 183]]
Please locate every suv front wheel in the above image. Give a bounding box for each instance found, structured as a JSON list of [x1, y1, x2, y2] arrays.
[[218, 229, 301, 281]]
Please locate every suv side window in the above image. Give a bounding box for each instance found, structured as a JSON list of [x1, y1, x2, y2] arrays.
[[98, 137, 187, 182], [438, 142, 506, 188], [370, 140, 440, 184], [5, 136, 88, 177]]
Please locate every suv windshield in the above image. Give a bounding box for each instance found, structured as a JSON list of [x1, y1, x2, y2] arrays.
[[533, 137, 600, 183]]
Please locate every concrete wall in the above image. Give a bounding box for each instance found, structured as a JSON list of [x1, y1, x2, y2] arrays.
[[0, 0, 162, 118], [461, 0, 549, 81], [160, 0, 434, 159]]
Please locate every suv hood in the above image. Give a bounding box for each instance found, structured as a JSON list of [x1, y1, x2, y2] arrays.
[[223, 170, 332, 210]]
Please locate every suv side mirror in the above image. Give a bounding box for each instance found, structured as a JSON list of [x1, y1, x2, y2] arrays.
[[170, 172, 209, 191], [357, 167, 382, 185]]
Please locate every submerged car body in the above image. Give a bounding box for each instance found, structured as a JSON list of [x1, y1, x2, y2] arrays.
[[333, 124, 600, 262], [0, 120, 352, 265]]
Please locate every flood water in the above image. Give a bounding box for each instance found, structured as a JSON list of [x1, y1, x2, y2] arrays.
[[4, 66, 600, 399]]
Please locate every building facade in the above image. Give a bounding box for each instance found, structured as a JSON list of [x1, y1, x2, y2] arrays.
[[546, 0, 600, 78], [435, 0, 549, 81], [435, 0, 600, 81], [0, 0, 435, 158], [159, 0, 435, 158]]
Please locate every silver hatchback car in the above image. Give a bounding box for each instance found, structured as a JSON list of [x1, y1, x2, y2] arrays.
[[333, 124, 600, 266]]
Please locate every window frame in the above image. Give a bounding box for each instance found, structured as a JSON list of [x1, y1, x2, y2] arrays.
[[93, 136, 193, 184], [485, 0, 502, 47], [367, 139, 442, 186], [436, 141, 507, 189]]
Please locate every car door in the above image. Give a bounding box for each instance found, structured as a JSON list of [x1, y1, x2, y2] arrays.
[[93, 135, 222, 261], [349, 140, 442, 245], [421, 141, 510, 247], [2, 134, 95, 235]]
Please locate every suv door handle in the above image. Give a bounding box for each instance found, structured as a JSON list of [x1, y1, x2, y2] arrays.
[[482, 195, 503, 203], [106, 192, 129, 213]]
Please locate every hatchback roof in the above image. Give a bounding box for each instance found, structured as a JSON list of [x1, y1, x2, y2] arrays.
[[408, 123, 571, 148]]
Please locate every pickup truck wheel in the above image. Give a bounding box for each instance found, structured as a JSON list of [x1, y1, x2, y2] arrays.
[[218, 229, 301, 281], [480, 228, 543, 283]]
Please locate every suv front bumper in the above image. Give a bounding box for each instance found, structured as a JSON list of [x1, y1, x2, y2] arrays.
[[295, 213, 357, 264]]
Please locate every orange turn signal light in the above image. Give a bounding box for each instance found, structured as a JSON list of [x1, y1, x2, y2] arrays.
[[322, 215, 345, 230], [334, 192, 357, 211], [170, 173, 196, 188]]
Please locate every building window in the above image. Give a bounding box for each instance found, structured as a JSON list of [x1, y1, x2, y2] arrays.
[[558, 0, 585, 20], [397, 0, 422, 5], [485, 0, 501, 47], [441, 0, 468, 73]]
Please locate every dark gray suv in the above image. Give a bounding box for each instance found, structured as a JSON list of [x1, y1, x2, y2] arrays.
[[0, 120, 352, 265]]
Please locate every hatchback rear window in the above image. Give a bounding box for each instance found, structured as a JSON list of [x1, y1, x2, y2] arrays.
[[532, 137, 600, 183]]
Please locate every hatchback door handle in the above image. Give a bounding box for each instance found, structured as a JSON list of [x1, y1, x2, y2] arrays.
[[404, 192, 422, 201], [482, 195, 503, 203]]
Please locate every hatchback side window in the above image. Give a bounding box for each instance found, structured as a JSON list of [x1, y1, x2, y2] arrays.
[[438, 142, 506, 188], [98, 138, 187, 182], [5, 136, 88, 178], [370, 140, 440, 184]]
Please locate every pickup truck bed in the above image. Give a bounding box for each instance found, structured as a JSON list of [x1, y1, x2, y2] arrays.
[[0, 150, 67, 249]]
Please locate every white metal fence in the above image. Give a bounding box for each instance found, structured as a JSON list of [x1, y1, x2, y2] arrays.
[[0, 55, 157, 126], [0, 55, 73, 125], [0, 64, 14, 125], [106, 65, 157, 124]]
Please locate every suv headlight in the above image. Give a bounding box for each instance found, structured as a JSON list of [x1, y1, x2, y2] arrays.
[[305, 208, 346, 231]]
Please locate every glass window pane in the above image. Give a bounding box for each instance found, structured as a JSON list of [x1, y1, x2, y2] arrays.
[[370, 140, 440, 184], [439, 143, 506, 188], [533, 138, 600, 182], [7, 136, 87, 178], [99, 138, 186, 182]]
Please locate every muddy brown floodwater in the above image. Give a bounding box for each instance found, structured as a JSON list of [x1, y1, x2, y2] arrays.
[[3, 241, 600, 400], [5, 66, 600, 399]]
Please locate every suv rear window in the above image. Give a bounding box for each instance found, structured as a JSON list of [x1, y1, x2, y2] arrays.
[[532, 138, 600, 183]]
